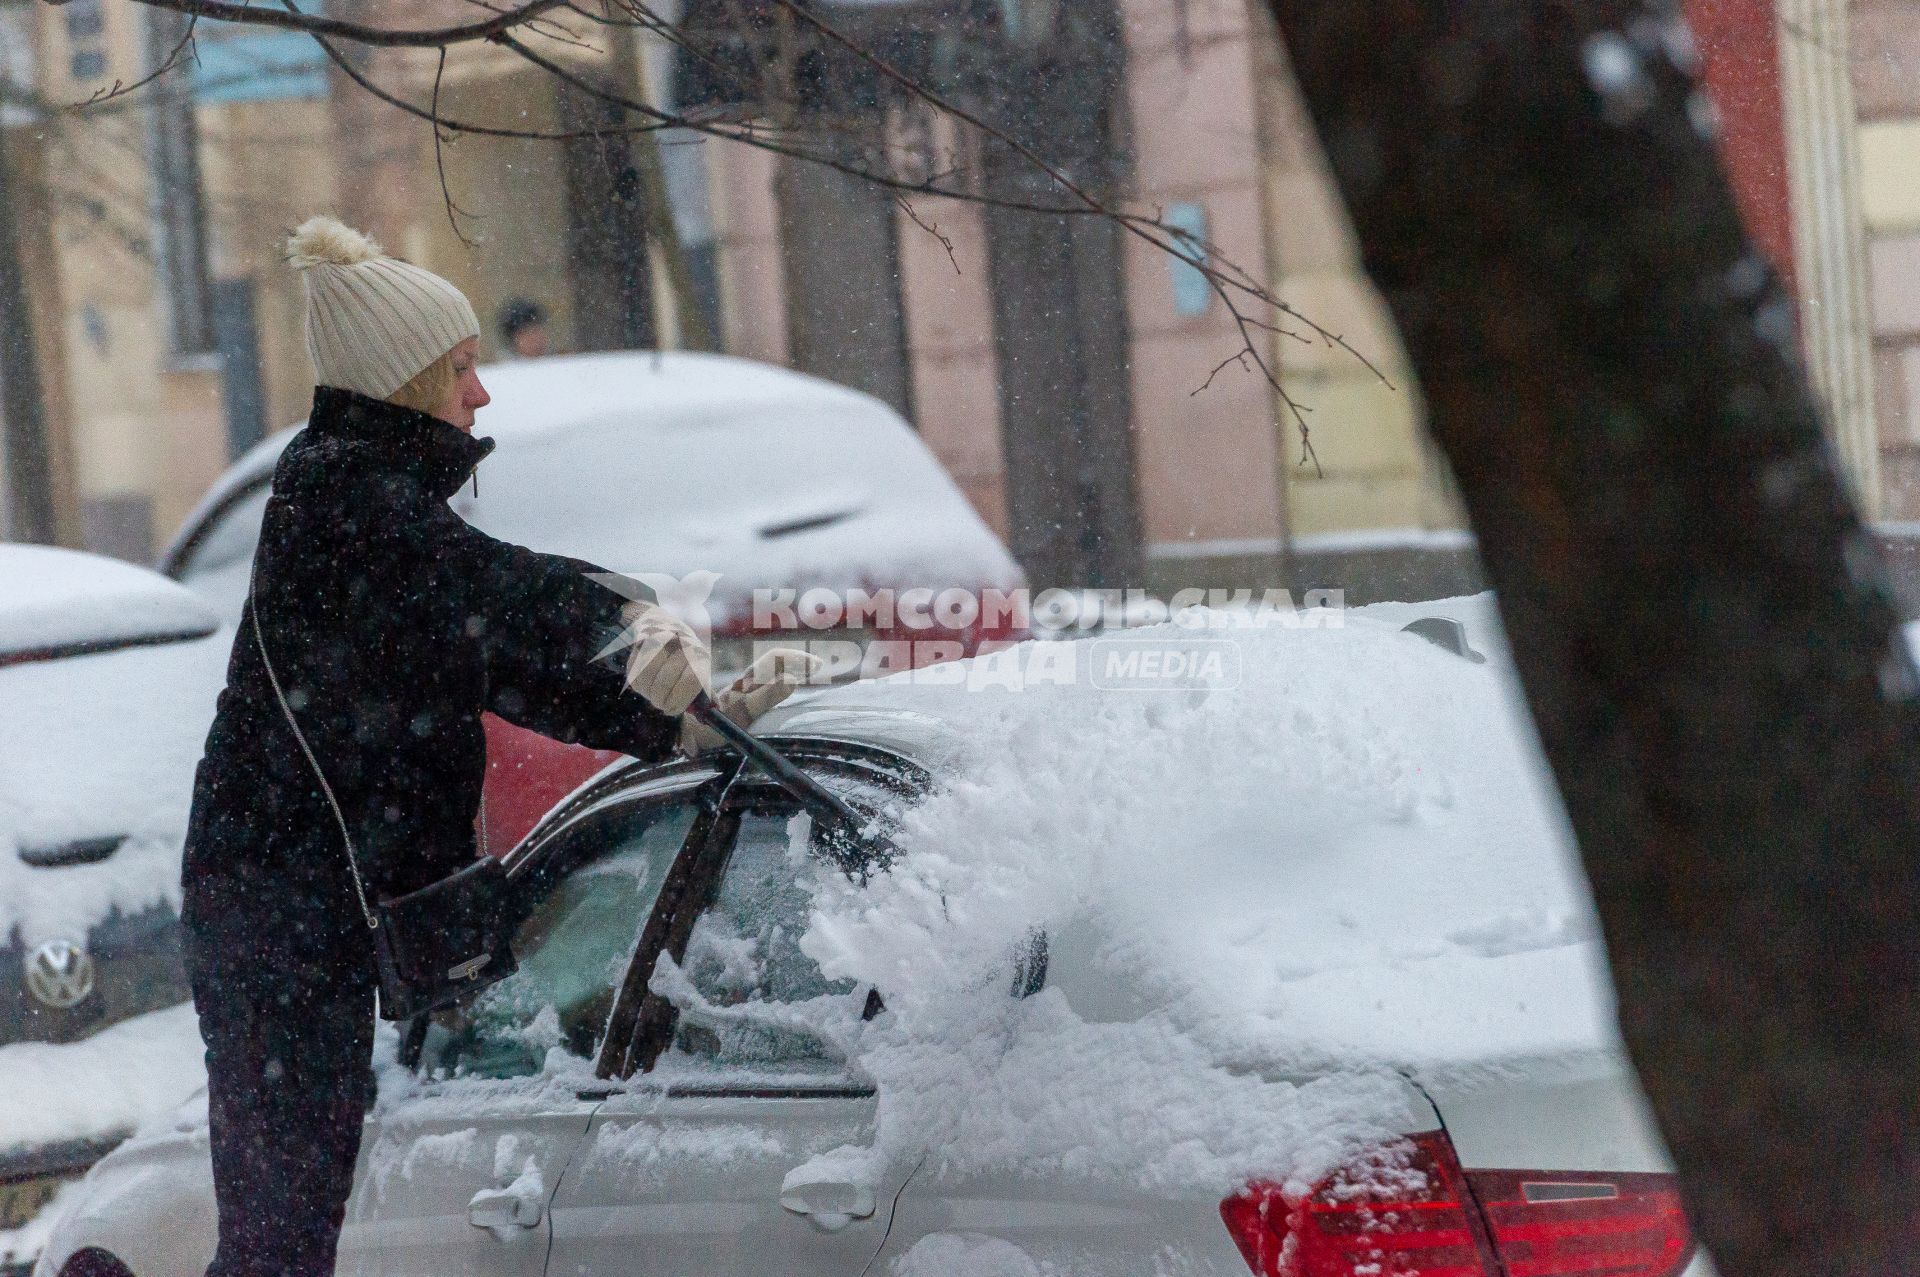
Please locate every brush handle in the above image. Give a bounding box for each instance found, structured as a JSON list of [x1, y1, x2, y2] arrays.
[[687, 692, 867, 831]]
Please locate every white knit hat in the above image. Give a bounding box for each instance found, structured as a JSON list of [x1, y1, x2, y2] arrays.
[[286, 215, 481, 400]]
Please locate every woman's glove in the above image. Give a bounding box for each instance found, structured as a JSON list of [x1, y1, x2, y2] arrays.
[[621, 601, 711, 717], [679, 647, 825, 757]]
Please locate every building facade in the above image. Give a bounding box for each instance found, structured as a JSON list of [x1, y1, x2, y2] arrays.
[[5, 0, 1911, 607], [1853, 0, 1920, 521]]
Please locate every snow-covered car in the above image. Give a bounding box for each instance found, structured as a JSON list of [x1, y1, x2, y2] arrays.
[[0, 547, 227, 1263], [157, 349, 1026, 853], [34, 600, 1704, 1277]]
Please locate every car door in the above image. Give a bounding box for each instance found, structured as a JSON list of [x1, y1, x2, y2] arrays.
[[547, 752, 919, 1277], [337, 768, 716, 1277]]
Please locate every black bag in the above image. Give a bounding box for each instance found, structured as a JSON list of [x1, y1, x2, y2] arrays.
[[370, 856, 517, 1021], [248, 583, 519, 1021]]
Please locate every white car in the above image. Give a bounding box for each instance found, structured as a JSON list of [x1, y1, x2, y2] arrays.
[[0, 546, 227, 1265], [34, 601, 1705, 1277], [159, 350, 1022, 647]]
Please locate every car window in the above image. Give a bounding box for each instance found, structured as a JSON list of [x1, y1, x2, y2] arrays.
[[415, 795, 700, 1080], [178, 484, 268, 580], [659, 799, 873, 1078]]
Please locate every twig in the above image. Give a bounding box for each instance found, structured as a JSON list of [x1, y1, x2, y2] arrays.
[[291, 7, 683, 143], [430, 49, 479, 249], [72, 14, 198, 110], [895, 195, 959, 275], [1193, 350, 1252, 394]]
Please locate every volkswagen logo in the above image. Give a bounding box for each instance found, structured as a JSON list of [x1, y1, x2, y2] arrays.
[[24, 940, 95, 1010]]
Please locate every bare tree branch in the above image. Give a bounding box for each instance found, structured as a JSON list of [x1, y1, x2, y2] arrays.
[[895, 193, 959, 275], [429, 48, 480, 249], [110, 0, 1383, 468], [293, 4, 694, 143], [72, 12, 198, 110], [127, 0, 576, 50], [758, 0, 1370, 451]]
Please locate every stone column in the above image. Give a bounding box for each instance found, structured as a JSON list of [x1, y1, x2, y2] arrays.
[[1778, 0, 1879, 514]]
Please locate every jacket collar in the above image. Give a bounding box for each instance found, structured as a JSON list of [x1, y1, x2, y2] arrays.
[[305, 386, 496, 502]]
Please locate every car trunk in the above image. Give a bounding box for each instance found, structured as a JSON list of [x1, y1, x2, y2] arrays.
[[1423, 1054, 1676, 1175]]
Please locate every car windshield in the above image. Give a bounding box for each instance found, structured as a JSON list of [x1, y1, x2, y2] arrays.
[[176, 485, 268, 582]]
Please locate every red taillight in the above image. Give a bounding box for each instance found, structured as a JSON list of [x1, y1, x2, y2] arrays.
[[1220, 1134, 1696, 1277], [1466, 1169, 1693, 1277], [1220, 1131, 1493, 1277]]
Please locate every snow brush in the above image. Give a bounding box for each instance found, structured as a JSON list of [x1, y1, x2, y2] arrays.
[[685, 691, 873, 838]]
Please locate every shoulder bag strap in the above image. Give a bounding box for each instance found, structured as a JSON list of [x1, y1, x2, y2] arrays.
[[247, 570, 380, 932]]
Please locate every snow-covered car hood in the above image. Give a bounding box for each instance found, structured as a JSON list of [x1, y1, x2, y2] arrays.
[[163, 351, 1023, 627], [0, 635, 226, 949]]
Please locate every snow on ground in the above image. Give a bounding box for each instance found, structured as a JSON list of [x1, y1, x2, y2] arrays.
[[0, 1179, 84, 1269], [0, 1002, 205, 1156], [718, 597, 1613, 1195]]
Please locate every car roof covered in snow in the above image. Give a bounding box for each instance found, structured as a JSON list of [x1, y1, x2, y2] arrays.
[[162, 351, 1021, 623], [750, 594, 1516, 762], [0, 544, 218, 660]]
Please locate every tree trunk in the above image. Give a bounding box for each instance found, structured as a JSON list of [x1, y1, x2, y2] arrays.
[[777, 136, 915, 420], [0, 126, 57, 544], [1260, 3, 1920, 1274]]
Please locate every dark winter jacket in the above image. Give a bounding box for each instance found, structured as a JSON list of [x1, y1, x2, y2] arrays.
[[181, 386, 675, 985]]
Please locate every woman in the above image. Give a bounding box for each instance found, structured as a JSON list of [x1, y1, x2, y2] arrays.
[[180, 216, 806, 1275]]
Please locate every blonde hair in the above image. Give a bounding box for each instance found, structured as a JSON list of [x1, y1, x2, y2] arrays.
[[386, 351, 456, 415]]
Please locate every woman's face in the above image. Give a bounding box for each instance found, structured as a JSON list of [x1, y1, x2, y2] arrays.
[[434, 337, 491, 433]]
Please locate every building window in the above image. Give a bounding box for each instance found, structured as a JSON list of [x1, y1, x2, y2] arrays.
[[1166, 202, 1211, 318], [189, 5, 330, 103], [65, 0, 104, 39], [67, 0, 106, 81]]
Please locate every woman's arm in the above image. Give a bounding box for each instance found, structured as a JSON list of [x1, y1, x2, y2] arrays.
[[411, 495, 681, 761]]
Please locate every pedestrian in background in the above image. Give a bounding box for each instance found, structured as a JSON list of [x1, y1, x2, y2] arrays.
[[496, 296, 552, 358]]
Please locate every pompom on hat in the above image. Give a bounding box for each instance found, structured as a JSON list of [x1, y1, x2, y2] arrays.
[[287, 215, 480, 400]]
